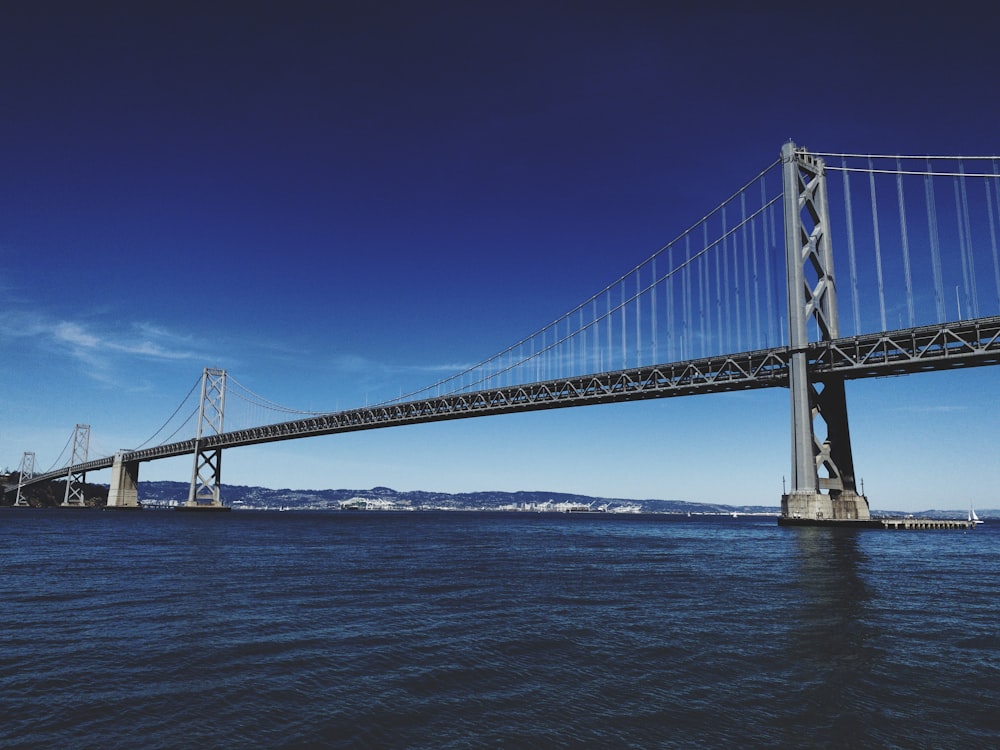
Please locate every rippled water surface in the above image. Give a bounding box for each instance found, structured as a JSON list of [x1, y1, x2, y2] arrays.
[[1, 510, 998, 748]]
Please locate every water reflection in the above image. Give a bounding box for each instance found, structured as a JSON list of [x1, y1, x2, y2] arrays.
[[778, 528, 880, 745]]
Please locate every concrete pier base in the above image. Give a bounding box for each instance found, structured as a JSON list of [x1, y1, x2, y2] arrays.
[[781, 491, 871, 522], [106, 453, 140, 509], [176, 502, 231, 512]]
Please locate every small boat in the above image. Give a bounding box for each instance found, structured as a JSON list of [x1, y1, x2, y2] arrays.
[[969, 505, 984, 525]]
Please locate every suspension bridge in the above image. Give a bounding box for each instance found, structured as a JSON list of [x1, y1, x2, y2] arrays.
[[8, 143, 1000, 521]]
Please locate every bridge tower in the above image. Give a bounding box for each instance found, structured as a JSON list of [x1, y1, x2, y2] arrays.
[[61, 424, 91, 507], [780, 142, 870, 521], [184, 367, 228, 510], [14, 451, 34, 507]]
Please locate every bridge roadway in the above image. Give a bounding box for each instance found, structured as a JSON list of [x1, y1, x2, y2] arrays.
[[22, 316, 1000, 486]]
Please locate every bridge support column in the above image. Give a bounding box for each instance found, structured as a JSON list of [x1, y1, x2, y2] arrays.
[[61, 424, 90, 507], [780, 142, 869, 522], [183, 368, 229, 511], [107, 451, 140, 508]]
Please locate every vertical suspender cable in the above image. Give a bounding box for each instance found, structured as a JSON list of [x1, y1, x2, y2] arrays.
[[741, 192, 753, 350], [714, 227, 723, 352], [699, 237, 708, 357], [895, 158, 915, 326], [540, 329, 546, 382], [925, 161, 946, 321], [593, 299, 600, 373], [683, 234, 692, 359], [702, 223, 711, 355], [566, 315, 579, 375], [750, 189, 762, 349], [695, 231, 709, 357], [732, 198, 742, 351], [665, 246, 673, 362], [721, 206, 732, 351], [621, 279, 628, 370], [868, 158, 888, 331], [990, 164, 1000, 314], [762, 178, 776, 347], [533, 336, 540, 383], [958, 162, 979, 317], [606, 287, 612, 371], [635, 268, 642, 366], [651, 258, 657, 364], [841, 159, 861, 335], [953, 174, 973, 320]]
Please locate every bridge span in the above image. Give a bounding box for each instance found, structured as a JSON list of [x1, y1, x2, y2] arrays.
[[16, 316, 1000, 487], [10, 143, 1000, 521]]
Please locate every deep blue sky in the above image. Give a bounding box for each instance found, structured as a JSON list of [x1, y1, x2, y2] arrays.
[[2, 2, 998, 510]]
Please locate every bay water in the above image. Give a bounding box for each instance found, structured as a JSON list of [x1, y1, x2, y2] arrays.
[[1, 510, 997, 748]]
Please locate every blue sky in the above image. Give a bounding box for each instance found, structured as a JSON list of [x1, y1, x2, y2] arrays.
[[2, 2, 998, 511]]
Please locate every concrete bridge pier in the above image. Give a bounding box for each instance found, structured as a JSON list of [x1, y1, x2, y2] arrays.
[[106, 451, 140, 509], [781, 490, 870, 521]]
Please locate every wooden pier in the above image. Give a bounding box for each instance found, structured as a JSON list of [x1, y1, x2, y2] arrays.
[[779, 517, 975, 530], [878, 518, 974, 530]]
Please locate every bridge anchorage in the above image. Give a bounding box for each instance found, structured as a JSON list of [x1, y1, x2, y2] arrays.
[[778, 142, 869, 525]]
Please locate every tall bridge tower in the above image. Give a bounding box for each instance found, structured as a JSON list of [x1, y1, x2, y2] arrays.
[[780, 143, 869, 521], [60, 424, 91, 507], [183, 367, 228, 510], [14, 451, 34, 507]]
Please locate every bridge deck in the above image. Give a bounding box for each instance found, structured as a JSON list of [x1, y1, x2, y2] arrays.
[[17, 316, 1000, 487]]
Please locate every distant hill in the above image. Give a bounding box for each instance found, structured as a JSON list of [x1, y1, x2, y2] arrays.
[[3, 478, 992, 519], [135, 481, 779, 515], [0, 476, 109, 508]]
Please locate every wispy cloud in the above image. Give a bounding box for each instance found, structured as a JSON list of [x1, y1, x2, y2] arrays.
[[0, 308, 207, 380], [327, 352, 473, 377], [892, 405, 967, 414]]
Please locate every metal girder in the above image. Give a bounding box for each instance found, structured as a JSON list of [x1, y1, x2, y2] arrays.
[[17, 317, 1000, 491], [811, 317, 1000, 378]]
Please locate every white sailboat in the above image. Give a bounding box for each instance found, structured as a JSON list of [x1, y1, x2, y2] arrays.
[[968, 505, 984, 525]]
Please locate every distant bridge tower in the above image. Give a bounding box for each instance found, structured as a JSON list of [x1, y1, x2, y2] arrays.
[[14, 451, 34, 507], [184, 367, 227, 510], [780, 142, 869, 521], [61, 424, 90, 507]]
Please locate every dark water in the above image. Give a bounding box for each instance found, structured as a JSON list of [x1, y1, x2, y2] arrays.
[[1, 510, 997, 749]]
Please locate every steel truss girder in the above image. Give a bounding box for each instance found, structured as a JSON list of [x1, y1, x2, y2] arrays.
[[810, 317, 1000, 378], [19, 317, 1000, 487]]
